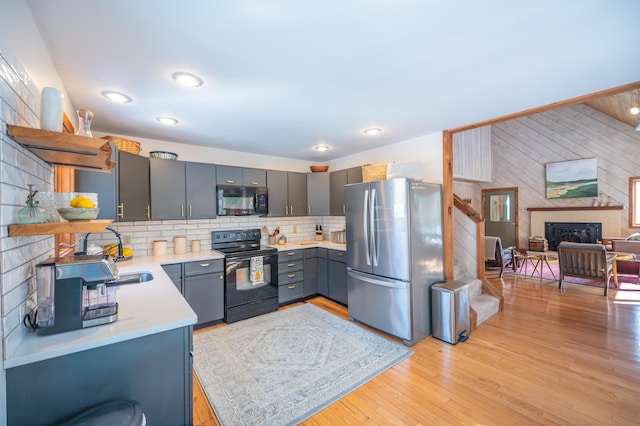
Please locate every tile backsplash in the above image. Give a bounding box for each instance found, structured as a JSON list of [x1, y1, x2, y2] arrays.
[[80, 215, 346, 257], [0, 48, 55, 359]]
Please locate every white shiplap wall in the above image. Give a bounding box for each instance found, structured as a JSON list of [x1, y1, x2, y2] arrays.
[[473, 104, 640, 249]]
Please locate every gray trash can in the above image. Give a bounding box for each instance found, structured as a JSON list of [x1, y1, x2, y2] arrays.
[[431, 281, 470, 344]]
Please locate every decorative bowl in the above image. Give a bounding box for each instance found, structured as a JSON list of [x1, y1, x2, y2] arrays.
[[310, 165, 329, 173], [149, 151, 178, 160], [57, 207, 100, 221]]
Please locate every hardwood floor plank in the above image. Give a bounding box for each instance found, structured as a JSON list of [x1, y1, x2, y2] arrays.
[[193, 273, 640, 425]]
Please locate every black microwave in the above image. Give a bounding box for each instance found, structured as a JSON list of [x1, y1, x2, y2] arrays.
[[217, 185, 268, 216]]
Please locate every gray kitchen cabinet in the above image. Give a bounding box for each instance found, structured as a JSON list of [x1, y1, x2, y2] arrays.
[[307, 172, 330, 216], [304, 247, 327, 297], [330, 166, 362, 216], [278, 249, 304, 304], [242, 167, 267, 186], [267, 170, 307, 217], [217, 165, 266, 186], [151, 160, 216, 220], [327, 249, 348, 305], [7, 326, 192, 426], [183, 259, 225, 328], [162, 263, 183, 292], [75, 150, 149, 221], [185, 162, 217, 219], [119, 151, 151, 221], [150, 158, 186, 220]]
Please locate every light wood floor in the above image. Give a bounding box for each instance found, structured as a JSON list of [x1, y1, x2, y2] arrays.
[[193, 272, 640, 425]]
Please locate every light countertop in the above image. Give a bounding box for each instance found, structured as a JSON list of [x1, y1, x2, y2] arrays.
[[4, 251, 225, 369], [4, 244, 345, 369]]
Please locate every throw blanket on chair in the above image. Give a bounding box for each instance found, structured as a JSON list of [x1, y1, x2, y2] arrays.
[[485, 236, 499, 261]]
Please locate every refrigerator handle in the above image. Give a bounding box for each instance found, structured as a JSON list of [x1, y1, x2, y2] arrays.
[[371, 188, 378, 267], [363, 189, 371, 266]]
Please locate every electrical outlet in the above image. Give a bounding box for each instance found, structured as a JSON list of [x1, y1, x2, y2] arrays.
[[123, 234, 132, 245], [293, 226, 297, 233]]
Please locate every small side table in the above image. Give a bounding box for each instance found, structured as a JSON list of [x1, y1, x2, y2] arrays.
[[527, 250, 558, 281]]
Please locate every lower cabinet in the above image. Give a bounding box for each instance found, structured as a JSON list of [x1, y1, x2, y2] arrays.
[[162, 259, 224, 328], [7, 326, 193, 426], [327, 249, 348, 305], [240, 247, 347, 306], [278, 249, 304, 304]]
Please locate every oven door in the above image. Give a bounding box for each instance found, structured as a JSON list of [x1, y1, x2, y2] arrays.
[[225, 253, 278, 308]]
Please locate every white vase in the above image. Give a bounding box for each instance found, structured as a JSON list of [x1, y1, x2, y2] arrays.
[[40, 87, 64, 131]]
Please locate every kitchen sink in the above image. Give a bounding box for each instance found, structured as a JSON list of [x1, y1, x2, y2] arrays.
[[110, 271, 154, 286]]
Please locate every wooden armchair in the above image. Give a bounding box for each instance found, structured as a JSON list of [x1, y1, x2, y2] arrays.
[[611, 240, 640, 284], [557, 242, 615, 296], [484, 236, 514, 278]]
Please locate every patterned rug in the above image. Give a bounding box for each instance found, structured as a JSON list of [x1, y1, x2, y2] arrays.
[[193, 303, 412, 425], [508, 260, 640, 290]]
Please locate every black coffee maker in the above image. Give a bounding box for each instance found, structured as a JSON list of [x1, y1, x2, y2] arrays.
[[35, 254, 120, 335]]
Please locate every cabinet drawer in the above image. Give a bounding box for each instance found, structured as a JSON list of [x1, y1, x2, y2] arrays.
[[278, 250, 304, 262], [184, 259, 224, 277], [279, 282, 304, 304], [278, 259, 303, 272], [328, 249, 346, 263], [279, 270, 304, 286]]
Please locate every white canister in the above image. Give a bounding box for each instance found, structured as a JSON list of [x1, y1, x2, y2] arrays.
[[152, 240, 168, 256], [174, 236, 187, 254], [191, 240, 201, 253], [40, 87, 64, 132]]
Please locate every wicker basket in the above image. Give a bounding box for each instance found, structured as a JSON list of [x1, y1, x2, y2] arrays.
[[101, 136, 142, 155], [362, 163, 388, 182]]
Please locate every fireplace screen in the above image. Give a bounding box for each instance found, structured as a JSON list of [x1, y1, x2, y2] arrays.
[[544, 222, 602, 251]]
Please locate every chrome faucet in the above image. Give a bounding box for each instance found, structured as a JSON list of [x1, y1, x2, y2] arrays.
[[80, 227, 126, 262]]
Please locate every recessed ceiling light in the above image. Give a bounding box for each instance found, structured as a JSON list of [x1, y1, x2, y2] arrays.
[[156, 116, 179, 125], [314, 145, 330, 152], [171, 72, 203, 88], [102, 90, 132, 103], [631, 106, 640, 115], [363, 127, 382, 136]]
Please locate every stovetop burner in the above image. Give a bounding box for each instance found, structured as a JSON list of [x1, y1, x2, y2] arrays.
[[212, 229, 277, 257]]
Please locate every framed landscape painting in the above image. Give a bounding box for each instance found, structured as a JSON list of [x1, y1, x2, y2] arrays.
[[545, 158, 598, 199]]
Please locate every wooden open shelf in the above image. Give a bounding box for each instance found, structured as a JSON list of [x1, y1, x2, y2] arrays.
[[8, 220, 112, 237], [6, 125, 115, 172]]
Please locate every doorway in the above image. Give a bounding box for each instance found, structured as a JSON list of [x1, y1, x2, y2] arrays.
[[482, 188, 518, 249]]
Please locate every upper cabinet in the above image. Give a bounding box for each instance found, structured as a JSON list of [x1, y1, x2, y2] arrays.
[[307, 172, 330, 216], [75, 150, 150, 221], [216, 166, 266, 186], [330, 166, 362, 216], [267, 171, 307, 217], [150, 160, 217, 220]]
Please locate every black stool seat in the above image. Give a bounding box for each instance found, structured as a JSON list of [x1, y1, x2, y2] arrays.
[[61, 400, 145, 426]]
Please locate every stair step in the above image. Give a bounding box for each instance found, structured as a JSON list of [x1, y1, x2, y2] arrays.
[[470, 294, 500, 325], [456, 277, 483, 297]]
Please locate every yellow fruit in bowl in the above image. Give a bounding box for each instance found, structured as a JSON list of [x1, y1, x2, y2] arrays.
[[76, 198, 95, 208], [70, 195, 94, 208]]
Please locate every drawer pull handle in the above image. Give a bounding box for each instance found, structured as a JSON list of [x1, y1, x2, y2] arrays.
[[199, 263, 210, 267], [287, 263, 295, 267], [337, 252, 344, 256], [288, 273, 296, 278], [219, 275, 223, 280], [288, 285, 296, 289], [287, 252, 295, 256]]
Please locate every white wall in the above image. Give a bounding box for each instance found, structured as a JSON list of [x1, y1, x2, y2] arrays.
[[329, 132, 444, 184]]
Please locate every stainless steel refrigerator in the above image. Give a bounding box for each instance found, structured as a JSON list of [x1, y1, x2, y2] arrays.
[[346, 178, 444, 346]]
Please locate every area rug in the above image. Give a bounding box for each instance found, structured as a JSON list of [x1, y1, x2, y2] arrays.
[[192, 303, 412, 426], [508, 260, 640, 290]]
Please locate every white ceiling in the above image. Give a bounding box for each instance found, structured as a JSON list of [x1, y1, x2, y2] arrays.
[[25, 0, 640, 161]]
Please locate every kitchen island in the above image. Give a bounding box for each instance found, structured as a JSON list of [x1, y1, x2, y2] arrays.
[[5, 251, 223, 426]]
